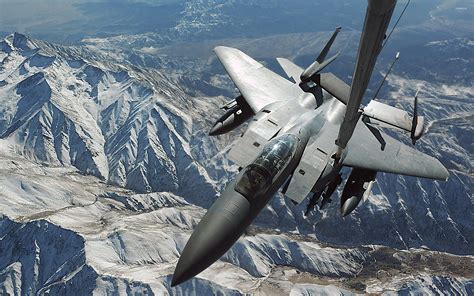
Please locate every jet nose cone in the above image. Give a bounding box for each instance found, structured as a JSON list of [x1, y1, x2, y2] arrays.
[[171, 272, 183, 287], [171, 187, 251, 286], [171, 262, 190, 287]]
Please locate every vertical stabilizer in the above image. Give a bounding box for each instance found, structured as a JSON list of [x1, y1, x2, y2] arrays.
[[336, 0, 397, 152]]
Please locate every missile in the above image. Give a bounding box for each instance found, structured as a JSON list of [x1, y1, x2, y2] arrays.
[[362, 180, 375, 202]]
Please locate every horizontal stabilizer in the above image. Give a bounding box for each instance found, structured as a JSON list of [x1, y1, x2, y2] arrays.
[[363, 100, 424, 138], [276, 57, 303, 83], [315, 73, 425, 140]]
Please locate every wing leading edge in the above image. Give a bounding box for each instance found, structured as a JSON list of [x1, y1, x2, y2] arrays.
[[343, 120, 449, 180], [214, 46, 302, 113]]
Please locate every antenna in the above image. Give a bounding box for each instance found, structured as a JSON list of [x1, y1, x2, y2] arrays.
[[372, 51, 400, 100], [380, 0, 411, 52]]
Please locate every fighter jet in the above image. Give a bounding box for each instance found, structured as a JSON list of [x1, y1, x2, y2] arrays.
[[172, 0, 448, 286]]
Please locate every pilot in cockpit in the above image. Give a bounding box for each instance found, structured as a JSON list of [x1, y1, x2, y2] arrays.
[[235, 134, 298, 198]]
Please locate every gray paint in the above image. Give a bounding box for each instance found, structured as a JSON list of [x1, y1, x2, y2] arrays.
[[336, 0, 397, 150], [172, 0, 449, 287]]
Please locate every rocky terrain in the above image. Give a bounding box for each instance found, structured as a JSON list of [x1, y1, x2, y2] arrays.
[[0, 0, 473, 293]]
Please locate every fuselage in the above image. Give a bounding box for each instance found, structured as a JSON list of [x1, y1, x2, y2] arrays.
[[170, 0, 447, 287], [172, 91, 347, 286]]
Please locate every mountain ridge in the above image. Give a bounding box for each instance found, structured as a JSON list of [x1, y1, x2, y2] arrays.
[[0, 32, 473, 294]]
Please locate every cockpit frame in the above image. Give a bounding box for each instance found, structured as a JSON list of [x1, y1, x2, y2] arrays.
[[235, 134, 299, 199]]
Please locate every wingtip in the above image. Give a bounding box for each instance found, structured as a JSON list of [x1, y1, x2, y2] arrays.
[[213, 46, 244, 59], [441, 167, 450, 182], [431, 160, 450, 181]]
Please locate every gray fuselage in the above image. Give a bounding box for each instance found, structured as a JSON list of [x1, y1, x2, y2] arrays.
[[172, 92, 346, 286]]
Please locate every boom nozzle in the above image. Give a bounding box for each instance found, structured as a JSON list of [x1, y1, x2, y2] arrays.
[[335, 0, 398, 151]]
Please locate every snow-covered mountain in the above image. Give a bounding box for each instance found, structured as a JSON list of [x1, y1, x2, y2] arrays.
[[1, 137, 472, 295], [0, 33, 473, 295], [0, 32, 223, 206]]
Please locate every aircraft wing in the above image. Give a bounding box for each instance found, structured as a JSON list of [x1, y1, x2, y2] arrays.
[[214, 46, 302, 113], [343, 120, 449, 180]]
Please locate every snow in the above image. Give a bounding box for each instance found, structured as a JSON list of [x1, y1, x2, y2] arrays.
[[0, 33, 215, 199], [290, 283, 359, 296], [0, 33, 472, 295]]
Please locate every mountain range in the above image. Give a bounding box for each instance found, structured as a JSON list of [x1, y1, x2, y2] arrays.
[[0, 25, 472, 295]]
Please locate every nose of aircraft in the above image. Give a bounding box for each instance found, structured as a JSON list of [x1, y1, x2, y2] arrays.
[[171, 183, 252, 286]]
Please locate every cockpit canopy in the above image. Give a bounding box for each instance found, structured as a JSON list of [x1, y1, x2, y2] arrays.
[[235, 134, 299, 198]]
